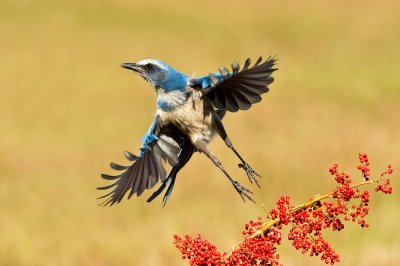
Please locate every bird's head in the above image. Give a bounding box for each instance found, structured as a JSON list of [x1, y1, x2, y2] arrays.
[[121, 59, 188, 92]]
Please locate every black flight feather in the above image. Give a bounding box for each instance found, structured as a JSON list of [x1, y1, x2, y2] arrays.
[[201, 56, 277, 112], [98, 123, 190, 206]]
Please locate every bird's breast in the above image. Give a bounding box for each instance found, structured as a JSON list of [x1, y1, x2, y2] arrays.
[[157, 92, 215, 144]]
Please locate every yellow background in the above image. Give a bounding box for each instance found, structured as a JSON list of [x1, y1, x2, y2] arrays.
[[1, 0, 399, 265]]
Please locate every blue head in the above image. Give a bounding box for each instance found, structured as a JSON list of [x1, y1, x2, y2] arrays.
[[121, 59, 189, 93]]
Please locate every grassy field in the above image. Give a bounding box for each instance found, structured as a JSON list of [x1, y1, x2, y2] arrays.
[[1, 0, 399, 265]]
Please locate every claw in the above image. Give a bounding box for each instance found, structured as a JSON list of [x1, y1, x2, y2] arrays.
[[231, 180, 255, 203], [238, 163, 261, 188]]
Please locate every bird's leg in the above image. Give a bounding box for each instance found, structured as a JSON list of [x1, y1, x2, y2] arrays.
[[194, 140, 255, 203], [212, 113, 261, 187], [224, 137, 261, 187]]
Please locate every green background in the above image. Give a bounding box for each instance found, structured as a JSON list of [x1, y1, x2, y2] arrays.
[[1, 0, 399, 265]]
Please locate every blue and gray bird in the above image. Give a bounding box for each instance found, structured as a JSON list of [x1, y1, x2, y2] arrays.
[[98, 56, 277, 206]]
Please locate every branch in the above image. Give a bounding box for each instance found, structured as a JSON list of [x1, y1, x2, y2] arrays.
[[224, 179, 375, 260], [174, 153, 394, 265]]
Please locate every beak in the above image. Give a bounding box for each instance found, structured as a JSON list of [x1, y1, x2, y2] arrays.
[[121, 63, 141, 72]]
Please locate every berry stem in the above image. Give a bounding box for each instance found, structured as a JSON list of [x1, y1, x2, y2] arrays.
[[224, 179, 375, 260]]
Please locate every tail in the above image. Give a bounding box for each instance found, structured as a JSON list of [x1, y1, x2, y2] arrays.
[[147, 142, 195, 206], [147, 167, 178, 206]]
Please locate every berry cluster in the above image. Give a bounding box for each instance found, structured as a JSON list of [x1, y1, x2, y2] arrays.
[[287, 206, 341, 264], [173, 234, 221, 265], [357, 153, 370, 180], [376, 164, 393, 194], [174, 217, 282, 266], [229, 221, 281, 266], [174, 154, 394, 265]]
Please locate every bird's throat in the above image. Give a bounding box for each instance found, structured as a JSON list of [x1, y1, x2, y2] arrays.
[[156, 89, 188, 111]]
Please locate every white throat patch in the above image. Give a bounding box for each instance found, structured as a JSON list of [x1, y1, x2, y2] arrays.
[[157, 89, 187, 111]]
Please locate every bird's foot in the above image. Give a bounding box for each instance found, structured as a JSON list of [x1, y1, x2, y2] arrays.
[[231, 180, 255, 203], [238, 162, 261, 188]]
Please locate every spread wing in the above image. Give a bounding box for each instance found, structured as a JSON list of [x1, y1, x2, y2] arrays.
[[97, 115, 190, 206], [191, 56, 277, 112]]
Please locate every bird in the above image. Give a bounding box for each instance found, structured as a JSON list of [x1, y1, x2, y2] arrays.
[[98, 56, 277, 206]]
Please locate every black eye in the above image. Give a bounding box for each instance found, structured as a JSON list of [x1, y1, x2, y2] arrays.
[[145, 63, 153, 70]]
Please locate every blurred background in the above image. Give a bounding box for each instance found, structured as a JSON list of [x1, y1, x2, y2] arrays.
[[1, 0, 399, 265]]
